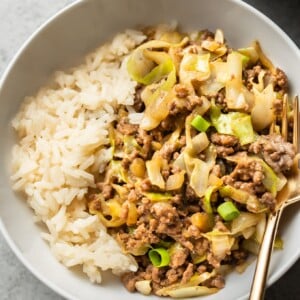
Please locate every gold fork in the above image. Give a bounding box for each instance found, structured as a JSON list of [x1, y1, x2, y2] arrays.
[[249, 96, 300, 300]]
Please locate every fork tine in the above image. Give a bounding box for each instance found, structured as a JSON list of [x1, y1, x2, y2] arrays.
[[281, 94, 288, 141], [293, 96, 299, 152]]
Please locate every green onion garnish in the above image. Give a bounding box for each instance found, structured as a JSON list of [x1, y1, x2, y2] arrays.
[[217, 201, 240, 221], [148, 248, 170, 267], [191, 115, 211, 132]]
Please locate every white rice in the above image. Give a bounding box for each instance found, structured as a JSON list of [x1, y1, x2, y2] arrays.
[[11, 29, 147, 283]]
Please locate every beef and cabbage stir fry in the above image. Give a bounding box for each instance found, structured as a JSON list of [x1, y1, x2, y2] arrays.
[[88, 26, 296, 297]]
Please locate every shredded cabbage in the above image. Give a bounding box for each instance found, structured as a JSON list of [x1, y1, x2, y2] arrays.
[[146, 153, 166, 189], [251, 84, 276, 131], [179, 53, 211, 85], [210, 105, 256, 145]]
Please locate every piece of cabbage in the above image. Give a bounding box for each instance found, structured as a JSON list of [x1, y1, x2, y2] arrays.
[[210, 105, 256, 145], [202, 231, 235, 260], [251, 84, 276, 131], [179, 53, 211, 85], [146, 152, 166, 189], [156, 270, 217, 297], [230, 212, 263, 235]]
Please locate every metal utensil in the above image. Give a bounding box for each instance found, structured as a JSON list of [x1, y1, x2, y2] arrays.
[[249, 96, 300, 300]]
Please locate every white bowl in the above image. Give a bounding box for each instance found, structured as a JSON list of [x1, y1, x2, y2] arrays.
[[0, 0, 299, 299]]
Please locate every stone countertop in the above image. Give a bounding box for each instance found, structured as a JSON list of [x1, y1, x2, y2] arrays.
[[0, 0, 299, 299]]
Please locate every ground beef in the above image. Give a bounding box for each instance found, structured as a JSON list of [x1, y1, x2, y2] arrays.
[[215, 145, 236, 158], [211, 164, 222, 177], [212, 89, 227, 110], [168, 93, 203, 116], [245, 65, 288, 93], [165, 268, 183, 285], [127, 188, 142, 202], [149, 265, 166, 283], [160, 116, 178, 131], [150, 129, 164, 143], [170, 247, 189, 268], [223, 177, 259, 195], [211, 133, 239, 147], [229, 157, 264, 183], [197, 265, 207, 274], [260, 192, 276, 211], [136, 128, 152, 157], [214, 220, 230, 233], [185, 224, 201, 238], [233, 249, 248, 261], [211, 133, 239, 158], [249, 134, 295, 173], [175, 84, 189, 98], [244, 65, 262, 90], [160, 143, 177, 161], [273, 98, 283, 116], [153, 265, 186, 291], [223, 248, 249, 267], [222, 154, 266, 195], [117, 223, 159, 255], [151, 203, 178, 222], [121, 272, 139, 292], [169, 98, 189, 116], [207, 275, 225, 289], [207, 252, 222, 269], [185, 185, 200, 202], [272, 68, 289, 92], [95, 182, 113, 200], [193, 238, 210, 256], [116, 117, 138, 135], [171, 194, 184, 206], [140, 178, 152, 192], [133, 86, 145, 112], [181, 263, 194, 284], [122, 149, 140, 169]]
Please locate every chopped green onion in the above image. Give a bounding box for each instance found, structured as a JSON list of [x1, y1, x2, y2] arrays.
[[191, 115, 211, 132], [217, 201, 240, 221], [148, 248, 170, 267]]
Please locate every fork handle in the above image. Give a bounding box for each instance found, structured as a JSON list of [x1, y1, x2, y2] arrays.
[[249, 209, 283, 300]]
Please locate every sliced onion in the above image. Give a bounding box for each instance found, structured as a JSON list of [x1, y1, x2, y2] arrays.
[[252, 40, 275, 72], [173, 152, 186, 171], [242, 226, 256, 239], [187, 132, 210, 156], [166, 170, 186, 190], [189, 158, 210, 198], [146, 153, 165, 189]]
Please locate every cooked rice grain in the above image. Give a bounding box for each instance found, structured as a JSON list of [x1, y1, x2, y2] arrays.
[[11, 29, 147, 283]]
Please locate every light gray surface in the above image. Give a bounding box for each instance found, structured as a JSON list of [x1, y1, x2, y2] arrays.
[[0, 1, 299, 300], [0, 2, 73, 299]]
